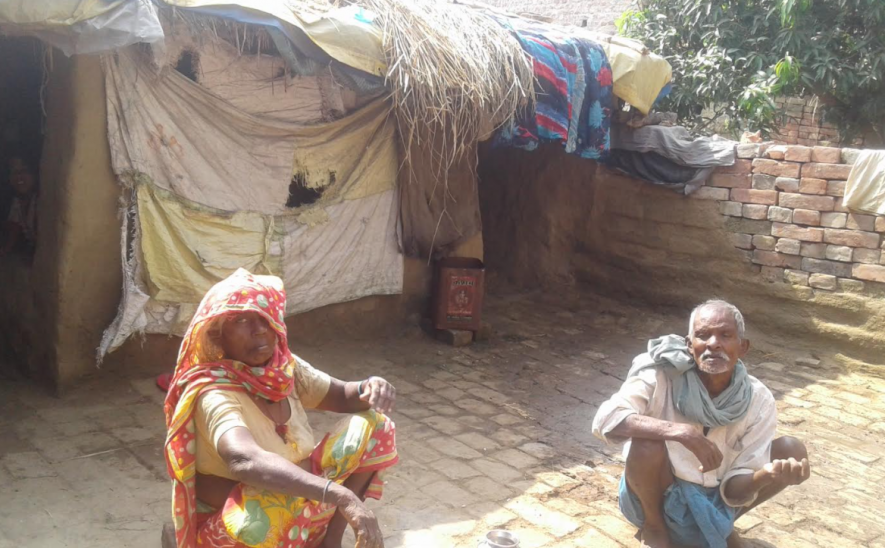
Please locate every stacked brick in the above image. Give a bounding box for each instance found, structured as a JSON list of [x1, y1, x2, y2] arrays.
[[771, 96, 864, 148], [695, 144, 885, 292]]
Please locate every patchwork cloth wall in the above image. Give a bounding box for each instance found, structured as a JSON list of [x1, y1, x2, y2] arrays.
[[99, 46, 403, 358]]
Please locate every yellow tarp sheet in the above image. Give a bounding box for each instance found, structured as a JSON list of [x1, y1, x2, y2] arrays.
[[138, 184, 283, 303], [163, 0, 387, 76], [844, 150, 885, 215], [580, 32, 672, 115]]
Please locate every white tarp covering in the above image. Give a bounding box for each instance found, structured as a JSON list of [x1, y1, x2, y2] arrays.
[[0, 0, 164, 56], [99, 46, 402, 358]]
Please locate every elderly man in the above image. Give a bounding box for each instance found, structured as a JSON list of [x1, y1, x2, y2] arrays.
[[592, 300, 810, 548]]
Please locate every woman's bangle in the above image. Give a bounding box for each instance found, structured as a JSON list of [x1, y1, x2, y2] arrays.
[[357, 379, 368, 396], [322, 479, 332, 505]]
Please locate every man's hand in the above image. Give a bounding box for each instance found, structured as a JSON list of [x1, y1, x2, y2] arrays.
[[675, 425, 723, 473], [762, 457, 810, 486], [359, 376, 396, 414]]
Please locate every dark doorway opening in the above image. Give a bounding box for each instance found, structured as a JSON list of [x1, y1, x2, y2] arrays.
[[0, 36, 46, 380]]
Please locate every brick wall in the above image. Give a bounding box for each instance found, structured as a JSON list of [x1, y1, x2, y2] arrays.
[[479, 142, 885, 361], [771, 97, 864, 148], [699, 143, 884, 290], [481, 0, 631, 33]]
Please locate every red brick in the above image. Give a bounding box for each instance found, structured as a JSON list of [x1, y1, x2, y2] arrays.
[[808, 273, 837, 290], [811, 146, 842, 163], [800, 242, 827, 258], [792, 209, 821, 226], [846, 214, 876, 232], [774, 177, 800, 192], [752, 159, 801, 178], [801, 163, 853, 179], [731, 189, 778, 205], [853, 248, 881, 265], [825, 245, 853, 262], [784, 269, 809, 285], [778, 193, 835, 211], [771, 223, 824, 242], [752, 235, 776, 250], [826, 181, 846, 197], [801, 257, 852, 278], [752, 250, 802, 269], [768, 206, 793, 223], [709, 173, 752, 189], [784, 146, 812, 162], [766, 146, 787, 160], [742, 204, 769, 220], [752, 174, 777, 190], [820, 212, 847, 228], [823, 229, 880, 249], [775, 238, 801, 255], [852, 264, 885, 283], [799, 178, 827, 195], [717, 160, 754, 175]]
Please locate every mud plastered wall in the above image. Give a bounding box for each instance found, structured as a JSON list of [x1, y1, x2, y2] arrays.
[[478, 142, 885, 365]]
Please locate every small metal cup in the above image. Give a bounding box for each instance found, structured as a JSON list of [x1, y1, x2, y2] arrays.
[[485, 530, 519, 548]]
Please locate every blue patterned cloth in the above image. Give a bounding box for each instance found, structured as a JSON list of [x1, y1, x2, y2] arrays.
[[619, 475, 737, 548], [492, 17, 613, 160]]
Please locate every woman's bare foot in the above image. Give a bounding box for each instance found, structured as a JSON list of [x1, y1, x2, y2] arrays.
[[639, 525, 671, 548], [319, 537, 342, 548]]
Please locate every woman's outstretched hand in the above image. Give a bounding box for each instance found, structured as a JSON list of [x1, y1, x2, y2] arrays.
[[359, 377, 396, 414], [339, 494, 384, 548]]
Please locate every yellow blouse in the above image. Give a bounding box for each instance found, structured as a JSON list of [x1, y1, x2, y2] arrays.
[[194, 356, 332, 480]]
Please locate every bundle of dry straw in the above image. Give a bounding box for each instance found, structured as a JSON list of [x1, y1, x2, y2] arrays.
[[357, 0, 535, 173]]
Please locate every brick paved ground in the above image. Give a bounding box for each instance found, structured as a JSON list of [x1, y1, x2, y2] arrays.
[[2, 287, 885, 547]]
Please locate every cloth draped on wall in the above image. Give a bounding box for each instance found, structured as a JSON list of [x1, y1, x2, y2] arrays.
[[844, 150, 885, 215], [492, 17, 614, 160], [607, 125, 737, 194], [99, 47, 402, 359]]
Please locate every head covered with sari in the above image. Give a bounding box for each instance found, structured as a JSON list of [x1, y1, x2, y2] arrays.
[[163, 268, 295, 548]]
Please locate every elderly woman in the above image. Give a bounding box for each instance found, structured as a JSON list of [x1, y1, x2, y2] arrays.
[[164, 269, 398, 548]]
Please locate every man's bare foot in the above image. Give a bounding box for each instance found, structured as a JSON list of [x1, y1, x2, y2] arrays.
[[639, 525, 671, 548], [726, 531, 745, 548]]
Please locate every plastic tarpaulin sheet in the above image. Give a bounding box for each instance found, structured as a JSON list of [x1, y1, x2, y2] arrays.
[[844, 150, 885, 215], [579, 32, 672, 115], [104, 48, 396, 215], [138, 184, 284, 303], [0, 0, 163, 56], [99, 47, 402, 358], [163, 1, 386, 76]]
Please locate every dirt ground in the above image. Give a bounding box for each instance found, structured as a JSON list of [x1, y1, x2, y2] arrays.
[[2, 286, 885, 547]]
